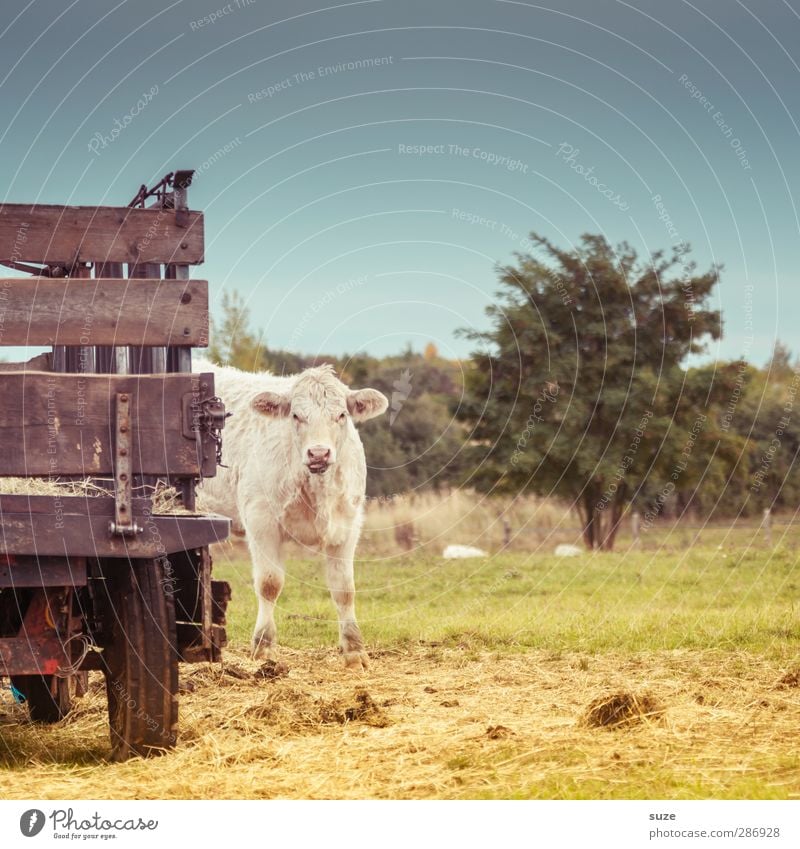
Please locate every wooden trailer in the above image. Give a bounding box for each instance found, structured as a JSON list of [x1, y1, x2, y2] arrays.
[[0, 170, 231, 760]]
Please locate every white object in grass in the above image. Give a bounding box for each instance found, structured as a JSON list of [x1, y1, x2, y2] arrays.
[[443, 544, 488, 559], [554, 544, 583, 557]]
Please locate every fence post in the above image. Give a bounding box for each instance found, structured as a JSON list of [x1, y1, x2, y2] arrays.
[[762, 508, 772, 547], [503, 518, 511, 549], [631, 511, 641, 547]]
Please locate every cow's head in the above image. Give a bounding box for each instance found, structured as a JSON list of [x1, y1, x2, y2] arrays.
[[251, 365, 388, 474]]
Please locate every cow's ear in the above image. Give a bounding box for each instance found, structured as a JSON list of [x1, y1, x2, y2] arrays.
[[347, 388, 388, 422], [252, 391, 291, 417]]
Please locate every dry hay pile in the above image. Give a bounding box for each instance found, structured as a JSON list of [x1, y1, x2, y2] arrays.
[[1, 647, 799, 799], [0, 477, 190, 514], [584, 692, 665, 728]]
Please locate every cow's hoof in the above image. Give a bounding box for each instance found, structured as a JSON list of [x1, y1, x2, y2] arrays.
[[252, 643, 278, 662], [343, 651, 369, 671]]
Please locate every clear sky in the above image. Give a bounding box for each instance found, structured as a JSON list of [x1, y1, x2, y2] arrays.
[[1, 0, 797, 364]]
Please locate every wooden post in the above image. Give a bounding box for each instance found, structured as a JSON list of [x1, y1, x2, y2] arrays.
[[96, 261, 125, 374], [503, 518, 511, 549], [762, 508, 772, 547], [631, 511, 641, 546], [167, 173, 194, 374]]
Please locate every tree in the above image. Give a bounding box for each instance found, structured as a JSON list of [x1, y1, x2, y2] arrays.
[[208, 291, 263, 369], [458, 233, 722, 550]]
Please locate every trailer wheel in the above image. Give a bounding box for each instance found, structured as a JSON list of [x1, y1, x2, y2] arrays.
[[10, 674, 71, 723], [100, 557, 178, 761]]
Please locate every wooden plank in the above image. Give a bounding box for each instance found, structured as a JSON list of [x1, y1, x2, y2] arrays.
[[0, 278, 209, 346], [0, 371, 216, 476], [0, 494, 151, 516], [0, 556, 87, 587], [0, 510, 229, 557], [0, 204, 204, 264]]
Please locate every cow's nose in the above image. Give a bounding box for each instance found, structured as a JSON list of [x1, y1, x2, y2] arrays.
[[306, 446, 332, 467]]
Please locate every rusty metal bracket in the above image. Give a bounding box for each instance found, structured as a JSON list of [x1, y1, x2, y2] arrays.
[[109, 392, 142, 536], [128, 169, 195, 227], [182, 391, 230, 467]]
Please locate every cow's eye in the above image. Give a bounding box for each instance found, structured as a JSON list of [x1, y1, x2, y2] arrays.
[[338, 412, 346, 423], [293, 413, 302, 423]]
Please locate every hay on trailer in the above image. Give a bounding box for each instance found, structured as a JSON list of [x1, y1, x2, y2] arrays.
[[0, 477, 191, 513]]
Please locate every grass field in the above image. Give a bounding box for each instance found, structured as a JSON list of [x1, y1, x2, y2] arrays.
[[1, 540, 798, 799]]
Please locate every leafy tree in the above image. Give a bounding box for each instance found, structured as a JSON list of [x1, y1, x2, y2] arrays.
[[673, 347, 800, 519], [458, 233, 722, 549], [735, 348, 800, 515], [208, 290, 263, 369]]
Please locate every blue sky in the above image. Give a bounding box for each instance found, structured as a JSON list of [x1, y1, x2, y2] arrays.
[[1, 0, 798, 364]]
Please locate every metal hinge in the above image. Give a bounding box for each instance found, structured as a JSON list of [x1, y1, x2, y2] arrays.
[[109, 392, 142, 536]]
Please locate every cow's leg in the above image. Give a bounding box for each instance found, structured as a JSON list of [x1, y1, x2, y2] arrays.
[[246, 518, 285, 661], [326, 532, 368, 670]]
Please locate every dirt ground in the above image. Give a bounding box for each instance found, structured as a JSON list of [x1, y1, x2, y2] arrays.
[[1, 647, 799, 799]]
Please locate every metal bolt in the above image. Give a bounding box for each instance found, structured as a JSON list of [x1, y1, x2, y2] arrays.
[[120, 425, 128, 433], [183, 327, 191, 336], [181, 242, 188, 249], [120, 448, 128, 456], [120, 394, 128, 402], [180, 292, 192, 304], [120, 473, 128, 481], [120, 505, 127, 512]]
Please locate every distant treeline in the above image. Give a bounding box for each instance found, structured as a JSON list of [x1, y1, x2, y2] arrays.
[[209, 284, 799, 525]]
